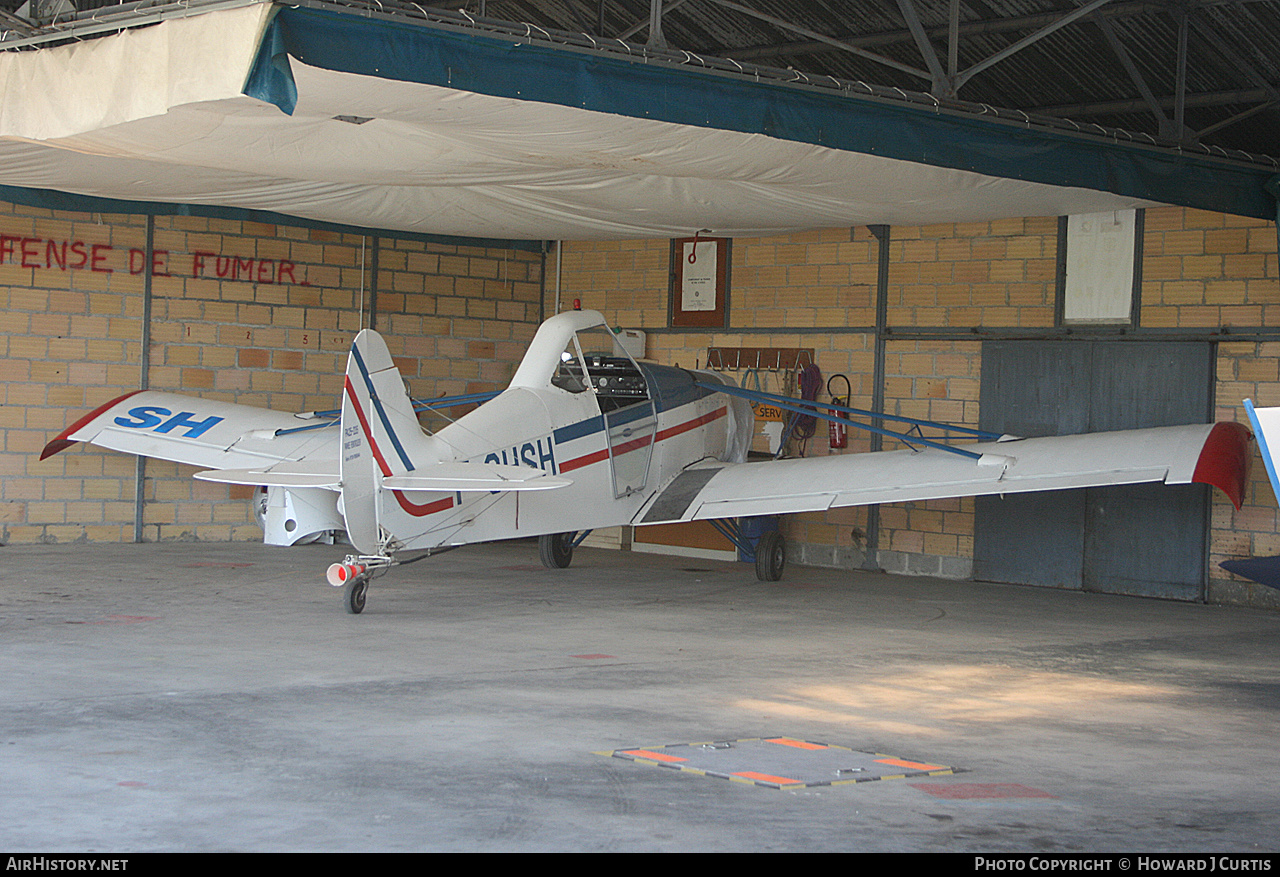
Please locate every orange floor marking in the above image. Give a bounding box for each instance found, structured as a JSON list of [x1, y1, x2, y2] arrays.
[[766, 737, 827, 750], [734, 771, 801, 785], [875, 757, 945, 771], [621, 749, 688, 763]]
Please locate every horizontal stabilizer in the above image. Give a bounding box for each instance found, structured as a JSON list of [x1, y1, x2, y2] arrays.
[[194, 463, 341, 489], [383, 462, 571, 492]]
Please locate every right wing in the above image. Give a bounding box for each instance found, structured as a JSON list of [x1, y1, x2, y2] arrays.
[[638, 422, 1251, 524]]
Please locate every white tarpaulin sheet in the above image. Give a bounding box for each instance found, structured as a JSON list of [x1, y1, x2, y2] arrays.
[[0, 4, 1205, 240]]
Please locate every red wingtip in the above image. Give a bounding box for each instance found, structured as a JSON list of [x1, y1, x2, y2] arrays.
[[40, 390, 145, 461], [1192, 422, 1253, 509], [39, 438, 77, 461]]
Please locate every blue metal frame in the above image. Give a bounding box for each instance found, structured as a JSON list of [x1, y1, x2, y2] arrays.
[[706, 518, 756, 558]]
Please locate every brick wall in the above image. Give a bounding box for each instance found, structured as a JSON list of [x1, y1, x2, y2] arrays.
[[2, 200, 543, 544], [888, 218, 1058, 328]]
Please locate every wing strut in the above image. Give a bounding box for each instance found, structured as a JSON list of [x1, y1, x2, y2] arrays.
[[696, 380, 1005, 460]]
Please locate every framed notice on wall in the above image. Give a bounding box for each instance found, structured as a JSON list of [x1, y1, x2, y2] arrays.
[[1059, 209, 1141, 326], [669, 235, 730, 328]]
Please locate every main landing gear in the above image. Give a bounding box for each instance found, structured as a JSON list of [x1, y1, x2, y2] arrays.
[[539, 531, 577, 569], [754, 530, 786, 582]]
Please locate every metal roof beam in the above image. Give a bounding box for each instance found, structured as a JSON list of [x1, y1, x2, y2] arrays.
[[1196, 98, 1280, 139], [947, 0, 960, 81], [1173, 6, 1189, 139], [1084, 0, 1170, 129], [646, 0, 666, 48], [953, 0, 1120, 92], [1187, 11, 1280, 103], [722, 0, 1266, 63], [616, 0, 690, 43], [1038, 87, 1276, 116], [700, 0, 933, 83], [895, 0, 949, 96]]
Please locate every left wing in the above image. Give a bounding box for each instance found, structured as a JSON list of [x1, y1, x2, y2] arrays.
[[638, 422, 1251, 525]]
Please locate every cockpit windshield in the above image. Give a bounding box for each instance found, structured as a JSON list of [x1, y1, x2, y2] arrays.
[[551, 326, 649, 413], [550, 322, 656, 497]]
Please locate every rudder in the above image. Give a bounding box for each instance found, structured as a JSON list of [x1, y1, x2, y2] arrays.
[[339, 329, 422, 554]]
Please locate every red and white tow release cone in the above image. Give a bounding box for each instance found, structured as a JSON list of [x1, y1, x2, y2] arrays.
[[326, 562, 366, 587]]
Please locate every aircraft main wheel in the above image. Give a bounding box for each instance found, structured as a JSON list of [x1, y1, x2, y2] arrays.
[[539, 532, 575, 569], [754, 531, 786, 582], [344, 576, 368, 614]]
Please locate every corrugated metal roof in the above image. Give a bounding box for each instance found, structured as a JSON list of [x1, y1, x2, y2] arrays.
[[474, 0, 1280, 159]]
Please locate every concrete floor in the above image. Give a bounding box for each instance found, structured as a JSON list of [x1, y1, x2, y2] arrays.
[[2, 539, 1278, 852]]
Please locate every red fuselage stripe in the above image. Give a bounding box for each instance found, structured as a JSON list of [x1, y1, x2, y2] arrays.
[[656, 406, 726, 442], [558, 406, 725, 473]]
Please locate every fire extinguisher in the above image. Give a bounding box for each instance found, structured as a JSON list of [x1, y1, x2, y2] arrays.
[[827, 374, 850, 450]]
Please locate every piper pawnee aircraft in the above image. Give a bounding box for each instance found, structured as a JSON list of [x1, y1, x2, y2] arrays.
[[42, 308, 1253, 614]]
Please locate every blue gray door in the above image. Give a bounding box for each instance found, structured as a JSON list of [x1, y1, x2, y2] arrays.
[[974, 341, 1212, 600]]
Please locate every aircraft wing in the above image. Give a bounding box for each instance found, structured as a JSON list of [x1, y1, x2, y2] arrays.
[[40, 389, 337, 471], [638, 422, 1251, 524]]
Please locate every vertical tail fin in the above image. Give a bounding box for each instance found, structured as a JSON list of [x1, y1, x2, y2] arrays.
[[340, 329, 421, 554]]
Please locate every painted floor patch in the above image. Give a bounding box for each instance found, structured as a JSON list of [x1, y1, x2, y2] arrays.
[[600, 736, 963, 789]]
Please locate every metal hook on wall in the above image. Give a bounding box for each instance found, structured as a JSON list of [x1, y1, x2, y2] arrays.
[[688, 228, 712, 263]]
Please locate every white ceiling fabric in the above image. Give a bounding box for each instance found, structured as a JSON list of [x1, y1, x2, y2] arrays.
[[0, 5, 1163, 240]]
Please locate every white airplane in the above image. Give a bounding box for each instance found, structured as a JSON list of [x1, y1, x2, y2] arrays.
[[43, 309, 1252, 613]]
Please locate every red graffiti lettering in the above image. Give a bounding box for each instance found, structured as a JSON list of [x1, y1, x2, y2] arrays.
[[68, 241, 88, 270], [45, 240, 67, 270], [21, 237, 41, 268], [1, 236, 298, 284], [90, 244, 113, 273]]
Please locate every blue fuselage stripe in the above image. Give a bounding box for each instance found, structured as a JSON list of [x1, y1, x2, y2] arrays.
[[351, 343, 415, 472]]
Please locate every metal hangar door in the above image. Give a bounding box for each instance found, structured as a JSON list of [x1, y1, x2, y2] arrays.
[[973, 341, 1213, 600]]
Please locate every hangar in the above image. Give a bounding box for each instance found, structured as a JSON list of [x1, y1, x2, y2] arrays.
[[4, 0, 1279, 605], [4, 0, 1280, 853]]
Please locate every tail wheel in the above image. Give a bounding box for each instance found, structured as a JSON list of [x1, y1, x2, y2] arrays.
[[754, 531, 786, 582], [539, 532, 576, 569], [344, 576, 369, 614]]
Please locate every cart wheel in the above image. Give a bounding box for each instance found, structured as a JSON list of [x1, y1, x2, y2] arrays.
[[539, 532, 575, 569], [754, 531, 786, 582]]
